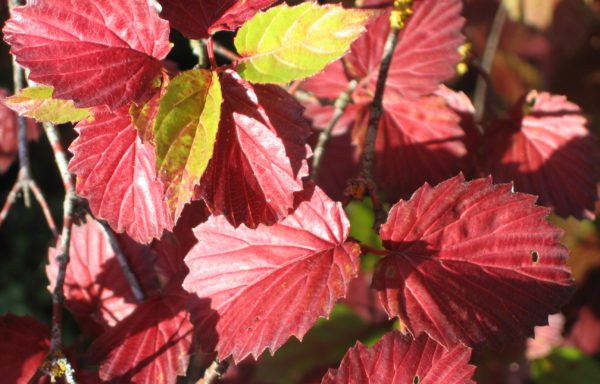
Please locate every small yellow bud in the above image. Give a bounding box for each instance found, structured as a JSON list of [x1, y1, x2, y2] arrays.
[[390, 0, 414, 29], [455, 42, 472, 75]]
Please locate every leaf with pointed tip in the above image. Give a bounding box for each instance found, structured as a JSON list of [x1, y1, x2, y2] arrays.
[[89, 290, 193, 384], [2, 0, 170, 110], [344, 0, 465, 101], [235, 2, 377, 83], [154, 69, 222, 220], [68, 107, 173, 244], [483, 91, 600, 220], [47, 219, 157, 333], [0, 314, 50, 384], [322, 332, 475, 384], [198, 70, 310, 228], [0, 88, 39, 174], [158, 0, 276, 39], [3, 86, 90, 124], [184, 186, 361, 362], [373, 175, 574, 350]]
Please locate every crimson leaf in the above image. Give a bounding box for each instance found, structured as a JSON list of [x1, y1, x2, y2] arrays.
[[483, 91, 600, 220], [0, 314, 50, 384], [373, 174, 574, 350], [47, 219, 156, 333], [3, 0, 170, 110], [89, 289, 193, 384], [183, 186, 361, 362], [158, 0, 276, 39], [198, 70, 310, 228], [68, 106, 173, 243], [322, 332, 475, 384]]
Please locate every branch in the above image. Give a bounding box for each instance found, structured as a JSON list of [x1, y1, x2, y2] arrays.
[[345, 13, 403, 227], [42, 122, 78, 384], [95, 218, 146, 303], [198, 358, 232, 384], [473, 2, 507, 124], [311, 79, 358, 181]]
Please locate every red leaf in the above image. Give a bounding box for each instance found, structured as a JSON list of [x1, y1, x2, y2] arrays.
[[321, 332, 475, 384], [0, 88, 40, 174], [302, 60, 351, 100], [68, 107, 173, 243], [158, 0, 275, 39], [373, 175, 574, 350], [184, 186, 361, 362], [345, 94, 467, 201], [89, 290, 193, 384], [47, 219, 157, 333], [3, 0, 170, 110], [198, 70, 310, 228], [0, 314, 50, 384], [344, 0, 465, 101], [483, 91, 600, 220]]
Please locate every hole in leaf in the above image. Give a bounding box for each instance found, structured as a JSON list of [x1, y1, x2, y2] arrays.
[[530, 250, 540, 263], [413, 375, 420, 384]]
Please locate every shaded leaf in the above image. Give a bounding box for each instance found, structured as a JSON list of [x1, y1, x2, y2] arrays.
[[373, 175, 574, 350], [89, 290, 193, 384], [3, 86, 90, 124], [531, 347, 600, 384], [3, 0, 170, 109], [357, 95, 468, 201], [47, 219, 157, 332], [483, 91, 600, 220], [158, 0, 276, 39], [198, 70, 310, 228], [344, 0, 465, 101], [154, 69, 222, 220], [321, 332, 475, 384], [68, 107, 173, 243], [235, 2, 376, 83], [0, 314, 50, 384], [184, 186, 361, 362]]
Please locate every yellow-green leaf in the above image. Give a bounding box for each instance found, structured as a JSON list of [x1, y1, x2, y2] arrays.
[[154, 69, 222, 218], [2, 86, 90, 123], [235, 2, 377, 83]]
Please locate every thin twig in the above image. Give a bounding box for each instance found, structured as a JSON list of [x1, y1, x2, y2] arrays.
[[311, 79, 358, 181], [346, 22, 402, 227], [206, 40, 241, 62], [473, 2, 507, 124], [199, 358, 232, 384], [96, 218, 146, 303], [42, 122, 78, 383]]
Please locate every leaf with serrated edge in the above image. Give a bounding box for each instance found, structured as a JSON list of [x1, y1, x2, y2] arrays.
[[183, 186, 361, 362], [154, 69, 222, 220], [3, 86, 90, 124], [2, 0, 170, 110], [235, 2, 377, 83], [68, 107, 173, 244], [198, 70, 310, 228], [322, 332, 475, 384], [47, 219, 157, 332], [89, 290, 193, 384], [483, 91, 600, 220], [373, 174, 574, 350], [158, 0, 276, 39]]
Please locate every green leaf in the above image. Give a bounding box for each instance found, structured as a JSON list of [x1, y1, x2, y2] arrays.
[[235, 2, 377, 83], [532, 347, 600, 384], [154, 69, 222, 219], [2, 86, 90, 123]]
